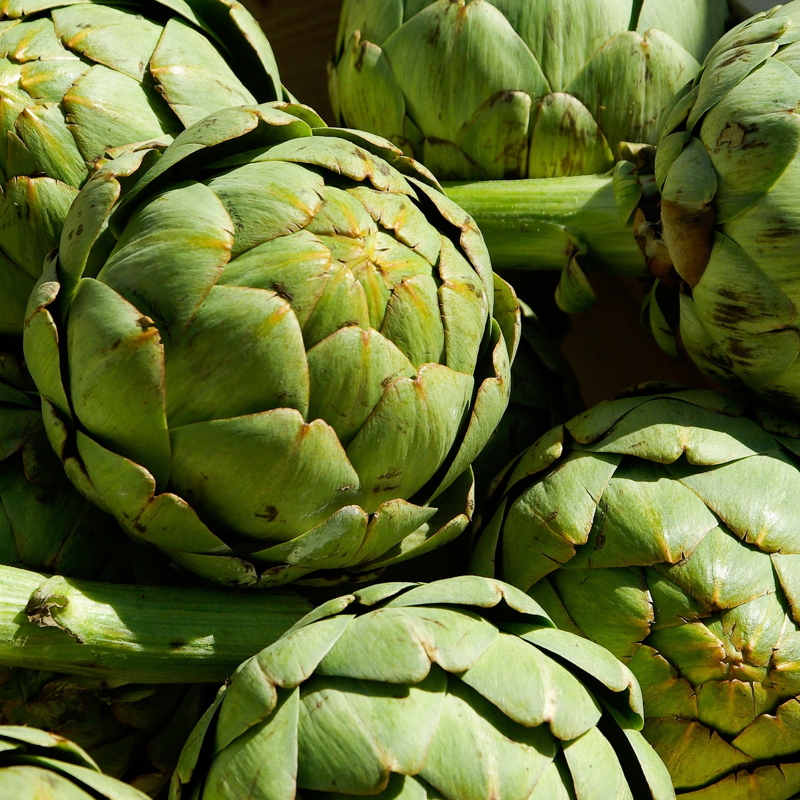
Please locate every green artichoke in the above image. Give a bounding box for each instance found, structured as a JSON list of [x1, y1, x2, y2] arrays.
[[0, 0, 285, 349], [473, 386, 800, 798], [23, 102, 518, 588], [171, 575, 674, 800], [1, 378, 138, 580], [639, 2, 800, 409], [329, 0, 728, 180], [0, 724, 149, 799]]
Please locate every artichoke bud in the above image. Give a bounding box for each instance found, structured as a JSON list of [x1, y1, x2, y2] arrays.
[[329, 0, 729, 179], [649, 3, 800, 408], [473, 387, 800, 796], [0, 0, 286, 345], [23, 103, 519, 588], [171, 576, 674, 800], [0, 725, 152, 799]]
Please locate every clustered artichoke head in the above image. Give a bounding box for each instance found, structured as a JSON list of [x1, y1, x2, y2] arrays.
[[473, 387, 800, 798], [643, 2, 800, 410], [24, 102, 518, 588], [0, 724, 149, 799], [171, 575, 673, 800], [329, 0, 728, 180], [0, 0, 286, 347]]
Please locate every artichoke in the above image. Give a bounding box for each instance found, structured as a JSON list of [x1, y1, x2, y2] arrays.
[[23, 102, 518, 588], [639, 2, 800, 409], [171, 575, 674, 800], [0, 0, 285, 351], [473, 386, 800, 798], [0, 724, 149, 799], [329, 0, 728, 181]]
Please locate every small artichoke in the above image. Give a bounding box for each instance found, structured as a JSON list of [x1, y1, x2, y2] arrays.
[[0, 724, 149, 799], [329, 0, 728, 180], [642, 2, 800, 409], [171, 575, 674, 800], [473, 387, 800, 798], [0, 0, 285, 345], [24, 103, 518, 588]]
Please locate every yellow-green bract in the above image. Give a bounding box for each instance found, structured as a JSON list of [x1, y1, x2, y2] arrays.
[[644, 2, 800, 410], [0, 0, 285, 345], [0, 725, 150, 799]]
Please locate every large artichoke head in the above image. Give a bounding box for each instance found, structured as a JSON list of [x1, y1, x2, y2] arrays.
[[473, 387, 800, 798], [329, 0, 728, 180], [24, 103, 518, 588], [0, 0, 285, 344], [649, 2, 800, 410], [171, 575, 674, 800], [0, 725, 149, 799]]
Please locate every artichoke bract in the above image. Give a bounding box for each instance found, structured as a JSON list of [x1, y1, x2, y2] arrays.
[[473, 387, 800, 798], [0, 0, 285, 346], [171, 576, 674, 800], [642, 2, 800, 409], [24, 103, 518, 588], [0, 725, 148, 799], [329, 0, 728, 180]]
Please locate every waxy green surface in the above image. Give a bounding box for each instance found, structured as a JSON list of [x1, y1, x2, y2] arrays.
[[0, 725, 149, 800], [647, 2, 800, 410], [0, 0, 284, 341]]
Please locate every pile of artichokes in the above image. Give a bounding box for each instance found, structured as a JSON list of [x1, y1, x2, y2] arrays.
[[2, 0, 799, 798]]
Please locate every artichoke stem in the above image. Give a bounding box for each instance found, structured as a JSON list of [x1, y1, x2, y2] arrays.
[[444, 175, 647, 277], [0, 565, 311, 684]]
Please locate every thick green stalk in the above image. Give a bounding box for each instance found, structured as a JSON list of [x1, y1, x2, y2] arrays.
[[0, 566, 311, 683], [444, 175, 646, 277]]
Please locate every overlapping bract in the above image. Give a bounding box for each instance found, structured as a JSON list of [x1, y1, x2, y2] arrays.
[[329, 0, 728, 180], [0, 725, 149, 799], [171, 575, 674, 800], [473, 387, 800, 798], [0, 0, 285, 343], [647, 2, 800, 409], [24, 103, 518, 588]]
